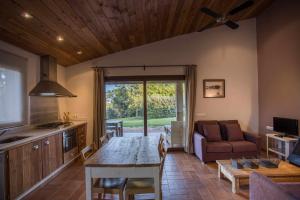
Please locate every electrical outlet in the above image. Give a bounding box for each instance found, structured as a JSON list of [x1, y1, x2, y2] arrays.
[[266, 126, 273, 131]]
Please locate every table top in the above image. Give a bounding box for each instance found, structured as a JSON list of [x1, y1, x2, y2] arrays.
[[85, 136, 161, 167], [217, 160, 300, 178], [106, 120, 123, 124]]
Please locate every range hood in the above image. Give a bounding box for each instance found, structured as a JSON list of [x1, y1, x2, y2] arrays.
[[29, 55, 76, 97]]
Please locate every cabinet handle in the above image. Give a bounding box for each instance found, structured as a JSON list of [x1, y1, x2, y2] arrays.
[[44, 140, 50, 145], [32, 145, 39, 150]]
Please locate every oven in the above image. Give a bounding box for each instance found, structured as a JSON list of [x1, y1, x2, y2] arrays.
[[63, 129, 78, 163]]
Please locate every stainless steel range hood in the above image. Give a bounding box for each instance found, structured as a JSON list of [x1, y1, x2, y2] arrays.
[[29, 55, 77, 97]]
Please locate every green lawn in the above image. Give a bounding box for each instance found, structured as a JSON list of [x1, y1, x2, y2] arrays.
[[112, 117, 176, 128]]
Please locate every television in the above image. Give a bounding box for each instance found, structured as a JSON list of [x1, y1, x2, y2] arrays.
[[273, 117, 299, 136]]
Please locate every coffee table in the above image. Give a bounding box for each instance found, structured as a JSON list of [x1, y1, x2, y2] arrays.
[[216, 159, 300, 193]]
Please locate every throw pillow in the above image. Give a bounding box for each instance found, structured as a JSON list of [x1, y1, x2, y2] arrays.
[[226, 123, 244, 141], [203, 124, 222, 142]]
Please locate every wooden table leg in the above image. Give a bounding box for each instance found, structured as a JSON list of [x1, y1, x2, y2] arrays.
[[218, 164, 223, 179], [120, 121, 123, 137], [115, 123, 118, 137], [266, 136, 269, 158], [85, 167, 92, 200], [232, 177, 240, 194]]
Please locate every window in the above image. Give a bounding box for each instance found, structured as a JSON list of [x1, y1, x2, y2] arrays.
[[0, 50, 27, 129]]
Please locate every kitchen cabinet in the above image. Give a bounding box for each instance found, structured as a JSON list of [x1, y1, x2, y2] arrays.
[[77, 124, 87, 152], [42, 133, 63, 177], [5, 122, 87, 200], [8, 134, 63, 199], [8, 141, 43, 199]]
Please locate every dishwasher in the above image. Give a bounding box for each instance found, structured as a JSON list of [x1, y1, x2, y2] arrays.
[[0, 151, 8, 200]]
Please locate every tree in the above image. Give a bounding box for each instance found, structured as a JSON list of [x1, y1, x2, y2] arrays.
[[106, 83, 176, 119]]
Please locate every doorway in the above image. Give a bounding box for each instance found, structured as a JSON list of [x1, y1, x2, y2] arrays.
[[105, 76, 186, 147]]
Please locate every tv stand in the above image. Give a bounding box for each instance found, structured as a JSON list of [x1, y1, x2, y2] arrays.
[[266, 133, 298, 159]]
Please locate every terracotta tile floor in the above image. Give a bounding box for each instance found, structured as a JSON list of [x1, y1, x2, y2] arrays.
[[25, 152, 248, 200]]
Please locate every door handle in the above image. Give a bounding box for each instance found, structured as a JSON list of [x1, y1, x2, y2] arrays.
[[32, 144, 39, 150]]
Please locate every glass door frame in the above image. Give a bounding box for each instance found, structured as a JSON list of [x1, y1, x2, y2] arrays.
[[105, 75, 185, 136]]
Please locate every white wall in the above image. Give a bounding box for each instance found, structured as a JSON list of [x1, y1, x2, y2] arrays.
[[0, 40, 67, 124], [65, 19, 259, 144]]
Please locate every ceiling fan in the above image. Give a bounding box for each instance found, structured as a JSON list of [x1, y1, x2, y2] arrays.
[[199, 0, 254, 32]]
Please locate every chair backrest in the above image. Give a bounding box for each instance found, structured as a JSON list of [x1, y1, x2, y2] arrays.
[[159, 148, 166, 180], [106, 130, 114, 139], [99, 134, 108, 147], [158, 135, 167, 179], [158, 134, 166, 159], [81, 145, 94, 161]]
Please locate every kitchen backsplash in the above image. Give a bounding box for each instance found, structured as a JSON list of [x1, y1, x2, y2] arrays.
[[30, 96, 58, 124]]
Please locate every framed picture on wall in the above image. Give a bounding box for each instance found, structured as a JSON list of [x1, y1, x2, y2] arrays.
[[203, 79, 225, 98]]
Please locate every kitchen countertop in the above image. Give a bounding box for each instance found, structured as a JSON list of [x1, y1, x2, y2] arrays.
[[0, 121, 87, 151]]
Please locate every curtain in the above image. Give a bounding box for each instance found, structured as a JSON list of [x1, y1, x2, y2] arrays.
[[185, 65, 197, 153], [93, 68, 105, 149]]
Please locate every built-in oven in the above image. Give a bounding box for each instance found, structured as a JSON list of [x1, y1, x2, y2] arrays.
[[63, 129, 78, 163]]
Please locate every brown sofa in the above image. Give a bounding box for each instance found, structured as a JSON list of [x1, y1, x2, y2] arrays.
[[250, 172, 300, 200], [193, 120, 261, 162]]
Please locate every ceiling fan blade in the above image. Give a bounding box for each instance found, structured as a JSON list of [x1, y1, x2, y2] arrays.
[[228, 0, 254, 16], [198, 21, 217, 32], [200, 7, 221, 19], [224, 20, 239, 29]]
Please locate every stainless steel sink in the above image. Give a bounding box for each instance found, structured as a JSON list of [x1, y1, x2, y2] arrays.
[[0, 136, 30, 144]]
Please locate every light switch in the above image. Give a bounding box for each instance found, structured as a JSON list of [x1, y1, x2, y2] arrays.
[[196, 113, 206, 117]]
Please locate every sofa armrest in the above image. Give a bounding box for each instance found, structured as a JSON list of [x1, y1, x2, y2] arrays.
[[250, 172, 298, 200], [244, 132, 261, 153], [194, 132, 207, 162]]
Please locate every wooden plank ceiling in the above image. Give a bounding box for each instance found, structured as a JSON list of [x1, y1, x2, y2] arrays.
[[0, 0, 273, 66]]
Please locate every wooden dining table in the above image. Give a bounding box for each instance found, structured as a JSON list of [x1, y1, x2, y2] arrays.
[[84, 136, 161, 200]]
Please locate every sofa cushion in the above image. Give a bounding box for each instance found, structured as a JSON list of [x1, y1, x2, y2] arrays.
[[203, 124, 222, 142], [226, 123, 244, 141], [230, 141, 257, 153], [218, 120, 239, 140], [195, 120, 218, 135], [206, 142, 232, 153]]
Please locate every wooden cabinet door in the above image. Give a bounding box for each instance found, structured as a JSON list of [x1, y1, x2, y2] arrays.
[[77, 124, 87, 151], [42, 133, 63, 177], [8, 141, 42, 199]]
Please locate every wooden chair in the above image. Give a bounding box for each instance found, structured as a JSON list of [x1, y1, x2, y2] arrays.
[[99, 134, 108, 146], [106, 130, 114, 140], [124, 135, 167, 200], [81, 139, 127, 200], [106, 125, 118, 137], [81, 144, 94, 161]]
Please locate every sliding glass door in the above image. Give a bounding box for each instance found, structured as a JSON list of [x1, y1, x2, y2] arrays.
[[146, 81, 186, 147], [105, 77, 186, 147], [146, 81, 176, 136], [105, 82, 144, 137]]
